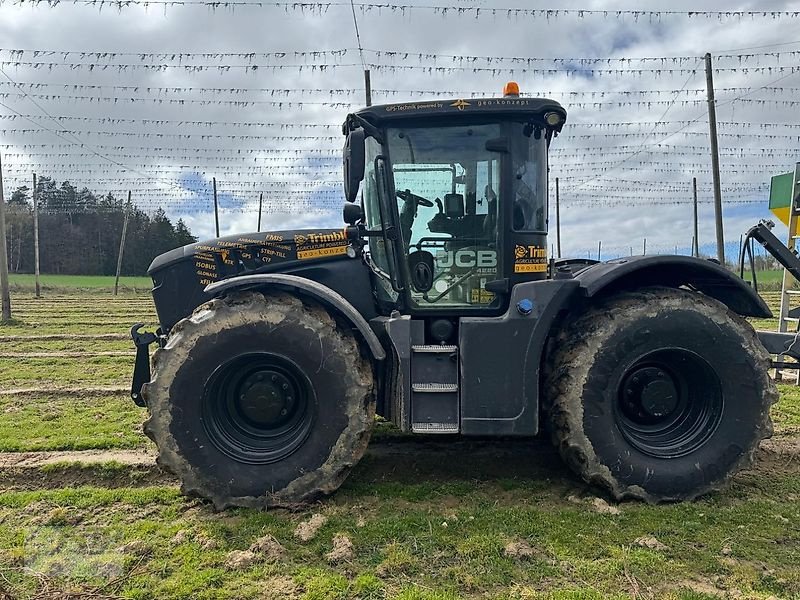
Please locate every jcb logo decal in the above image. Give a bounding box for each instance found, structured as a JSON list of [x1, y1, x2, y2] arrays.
[[437, 249, 497, 268]]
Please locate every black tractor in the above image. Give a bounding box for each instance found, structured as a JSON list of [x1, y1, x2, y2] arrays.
[[131, 83, 778, 509]]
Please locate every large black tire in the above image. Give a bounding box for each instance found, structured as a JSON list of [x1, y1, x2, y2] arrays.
[[545, 287, 777, 502], [142, 290, 375, 509]]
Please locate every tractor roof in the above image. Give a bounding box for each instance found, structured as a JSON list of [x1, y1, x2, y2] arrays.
[[348, 96, 567, 128]]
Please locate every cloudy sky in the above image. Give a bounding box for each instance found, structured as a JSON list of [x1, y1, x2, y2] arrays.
[[1, 0, 800, 260]]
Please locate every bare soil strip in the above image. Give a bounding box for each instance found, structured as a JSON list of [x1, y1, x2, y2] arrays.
[[0, 334, 129, 341], [0, 435, 796, 485], [0, 449, 156, 468], [0, 385, 128, 396]]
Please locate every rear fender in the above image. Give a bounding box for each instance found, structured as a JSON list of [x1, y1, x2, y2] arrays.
[[205, 274, 386, 361], [574, 255, 771, 318]]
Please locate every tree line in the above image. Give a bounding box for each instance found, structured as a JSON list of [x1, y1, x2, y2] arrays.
[[4, 177, 197, 276]]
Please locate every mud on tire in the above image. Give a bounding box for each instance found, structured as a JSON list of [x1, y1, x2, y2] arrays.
[[142, 290, 375, 509], [544, 286, 777, 502]]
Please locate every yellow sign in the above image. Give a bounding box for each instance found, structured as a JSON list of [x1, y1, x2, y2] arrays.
[[514, 263, 547, 273], [297, 245, 348, 260], [470, 289, 494, 304]]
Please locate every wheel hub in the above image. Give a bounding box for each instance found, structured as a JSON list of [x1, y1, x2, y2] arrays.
[[622, 366, 679, 422], [238, 371, 295, 428], [615, 349, 724, 459], [202, 353, 315, 465]]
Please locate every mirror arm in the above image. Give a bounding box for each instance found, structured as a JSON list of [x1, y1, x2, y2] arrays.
[[349, 114, 383, 143]]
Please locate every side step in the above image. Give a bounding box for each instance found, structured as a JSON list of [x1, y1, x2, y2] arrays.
[[411, 422, 459, 434], [411, 344, 458, 353], [410, 344, 460, 434], [411, 383, 458, 392]]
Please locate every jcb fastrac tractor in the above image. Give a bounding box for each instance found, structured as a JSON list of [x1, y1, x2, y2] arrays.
[[131, 82, 785, 509]]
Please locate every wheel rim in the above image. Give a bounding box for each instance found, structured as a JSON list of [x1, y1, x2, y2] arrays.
[[202, 353, 315, 465], [615, 348, 723, 459]]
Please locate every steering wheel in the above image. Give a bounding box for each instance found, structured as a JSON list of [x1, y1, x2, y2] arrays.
[[396, 189, 434, 207]]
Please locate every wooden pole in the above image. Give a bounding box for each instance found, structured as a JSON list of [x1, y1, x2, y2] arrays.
[[257, 192, 263, 231], [555, 176, 562, 258], [705, 52, 725, 264], [32, 173, 41, 298], [692, 176, 699, 257], [738, 234, 743, 265], [643, 238, 647, 255], [114, 191, 131, 297], [0, 153, 11, 321], [364, 69, 372, 107], [597, 240, 602, 261], [213, 177, 220, 238]]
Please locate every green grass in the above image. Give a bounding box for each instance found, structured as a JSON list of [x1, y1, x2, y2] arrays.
[[0, 355, 131, 387], [8, 273, 153, 292], [0, 318, 154, 336], [0, 394, 147, 451], [774, 385, 800, 433], [745, 269, 784, 289], [0, 464, 798, 600], [0, 338, 134, 353], [2, 286, 800, 598]]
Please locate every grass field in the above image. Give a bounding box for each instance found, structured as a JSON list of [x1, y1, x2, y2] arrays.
[[0, 280, 799, 599], [8, 273, 153, 292]]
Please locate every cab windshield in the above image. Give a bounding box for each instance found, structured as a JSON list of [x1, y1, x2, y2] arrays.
[[386, 121, 547, 308]]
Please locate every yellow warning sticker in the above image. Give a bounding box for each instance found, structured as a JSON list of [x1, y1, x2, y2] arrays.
[[297, 245, 348, 260]]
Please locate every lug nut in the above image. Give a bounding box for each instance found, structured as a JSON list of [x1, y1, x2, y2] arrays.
[[271, 375, 277, 383], [282, 383, 289, 390], [280, 409, 288, 416]]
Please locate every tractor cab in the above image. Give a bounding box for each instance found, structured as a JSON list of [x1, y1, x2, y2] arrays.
[[342, 83, 567, 315]]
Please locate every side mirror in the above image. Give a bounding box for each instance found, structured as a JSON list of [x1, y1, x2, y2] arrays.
[[408, 250, 435, 293], [343, 202, 364, 225], [343, 128, 366, 203]]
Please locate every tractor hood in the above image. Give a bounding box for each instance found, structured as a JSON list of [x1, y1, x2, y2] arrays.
[[147, 227, 354, 332], [148, 227, 351, 282]]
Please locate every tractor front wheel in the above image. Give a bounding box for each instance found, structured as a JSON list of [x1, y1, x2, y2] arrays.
[[142, 290, 375, 509], [545, 287, 777, 502]]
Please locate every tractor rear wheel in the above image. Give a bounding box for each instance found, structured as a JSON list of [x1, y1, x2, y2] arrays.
[[142, 290, 375, 509], [545, 287, 776, 502]]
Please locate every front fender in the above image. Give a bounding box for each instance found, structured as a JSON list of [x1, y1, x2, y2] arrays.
[[574, 255, 770, 318], [205, 274, 386, 361]]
